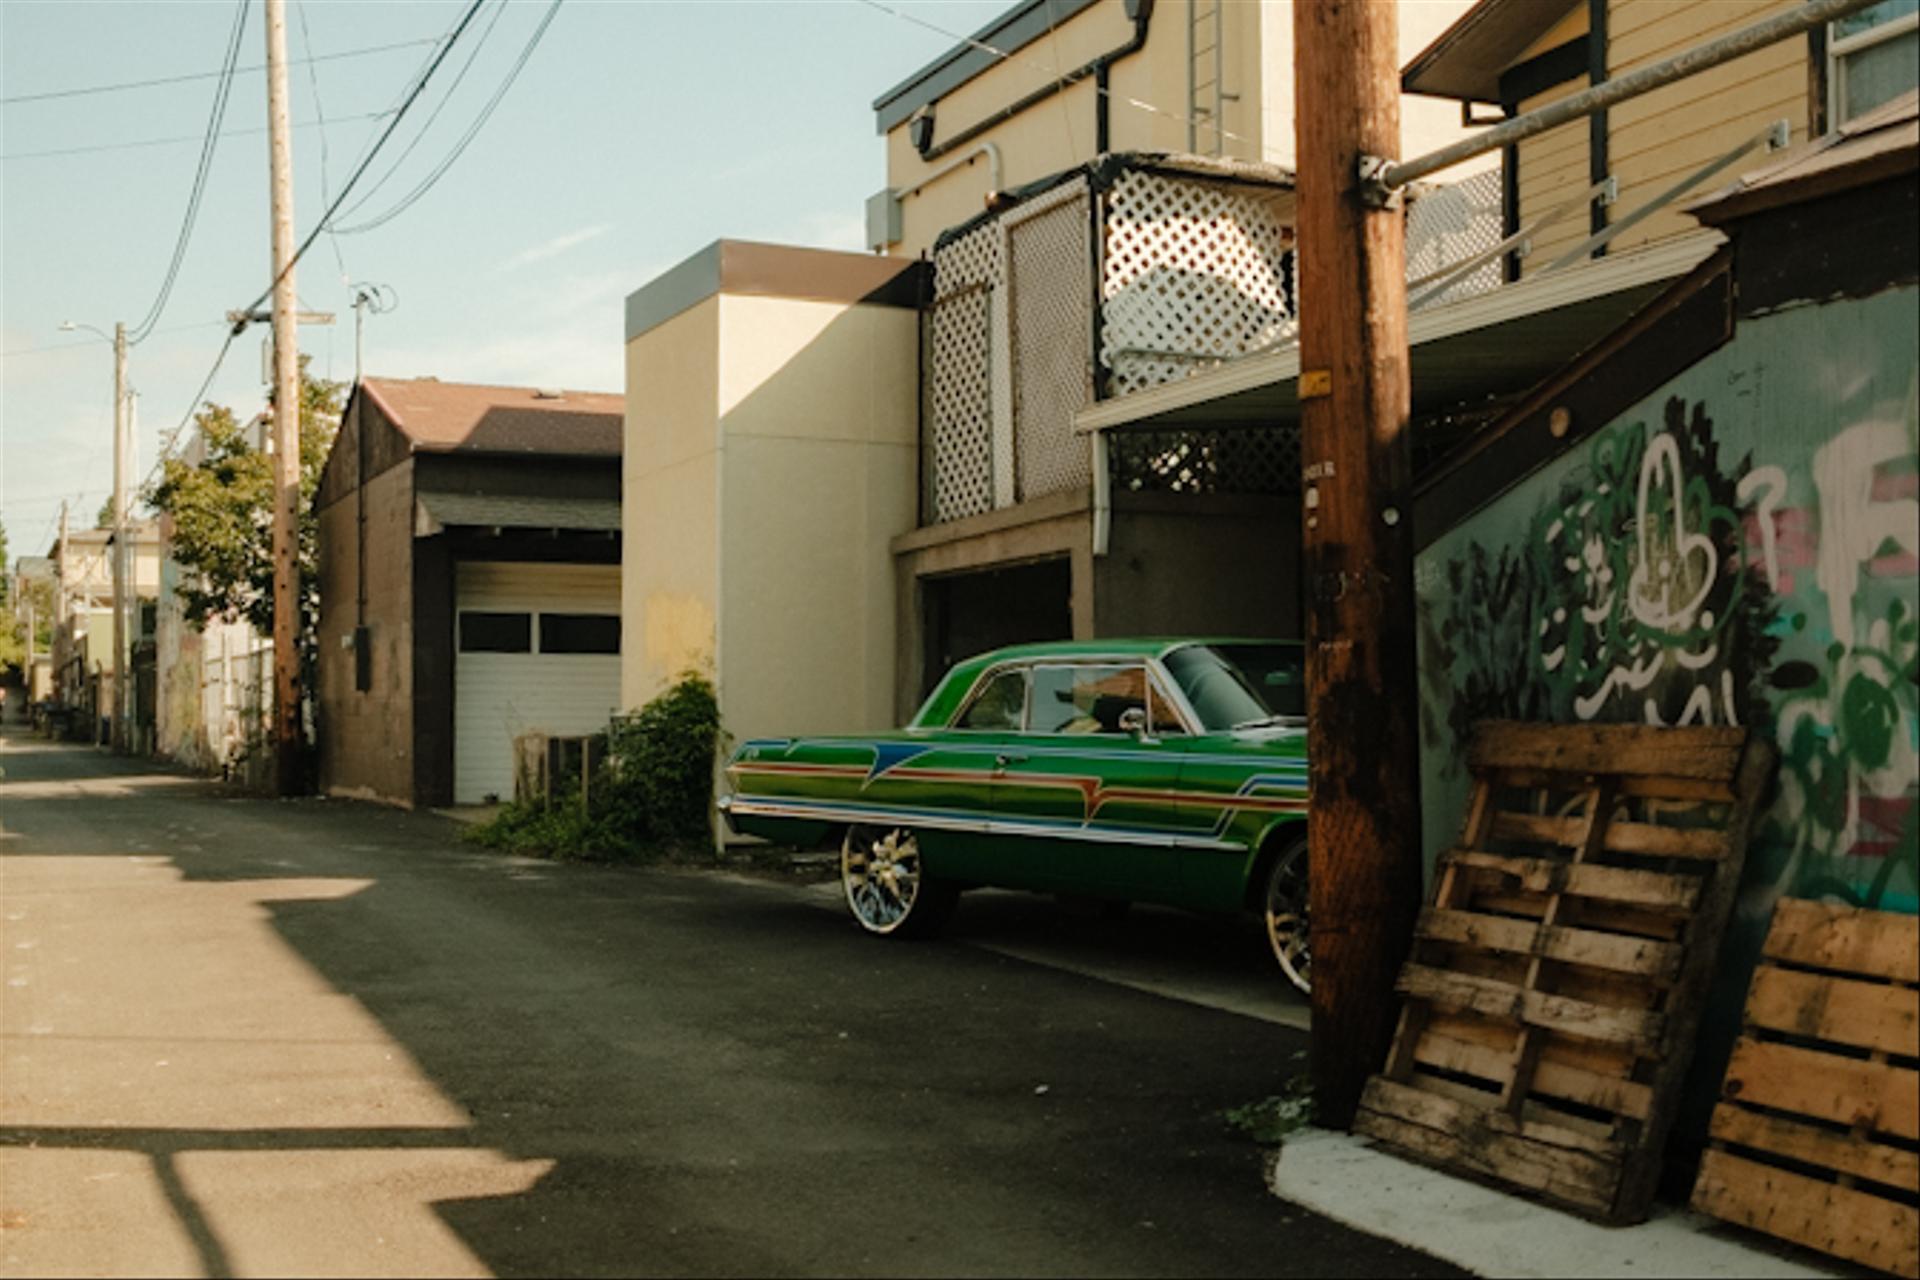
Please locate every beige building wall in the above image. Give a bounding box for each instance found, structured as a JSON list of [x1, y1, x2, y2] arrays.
[[1606, 0, 1809, 254], [715, 294, 920, 743], [622, 296, 721, 709], [884, 0, 1482, 258], [1260, 0, 1485, 171]]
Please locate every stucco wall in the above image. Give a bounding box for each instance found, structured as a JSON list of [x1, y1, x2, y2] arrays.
[[622, 295, 721, 712], [715, 294, 920, 744], [316, 458, 416, 805], [1095, 491, 1304, 638]]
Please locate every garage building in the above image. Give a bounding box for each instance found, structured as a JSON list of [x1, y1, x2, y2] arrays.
[[315, 377, 623, 807]]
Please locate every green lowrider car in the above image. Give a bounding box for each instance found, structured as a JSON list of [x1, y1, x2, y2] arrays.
[[718, 639, 1313, 992]]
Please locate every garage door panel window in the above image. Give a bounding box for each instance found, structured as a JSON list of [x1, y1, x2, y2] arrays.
[[540, 613, 621, 654], [460, 611, 532, 653]]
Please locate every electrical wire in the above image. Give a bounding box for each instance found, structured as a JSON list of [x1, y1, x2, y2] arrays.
[[328, 0, 512, 225], [333, 0, 563, 235], [146, 329, 240, 496], [237, 0, 491, 319], [1, 321, 226, 361], [0, 110, 393, 163], [0, 36, 440, 105], [127, 0, 250, 345], [855, 0, 1278, 161]]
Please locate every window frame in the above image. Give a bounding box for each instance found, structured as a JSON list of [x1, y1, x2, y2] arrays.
[[950, 664, 1032, 732], [1828, 3, 1920, 127]]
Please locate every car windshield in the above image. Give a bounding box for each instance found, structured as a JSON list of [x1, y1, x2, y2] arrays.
[[1162, 643, 1306, 731]]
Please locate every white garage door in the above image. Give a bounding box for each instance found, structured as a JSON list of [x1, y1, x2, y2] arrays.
[[455, 561, 622, 804]]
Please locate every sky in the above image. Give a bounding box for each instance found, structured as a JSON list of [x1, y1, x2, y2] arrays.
[[1, 0, 999, 560]]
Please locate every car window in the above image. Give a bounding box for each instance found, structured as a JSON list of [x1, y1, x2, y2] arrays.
[[1028, 664, 1147, 735], [955, 668, 1027, 730]]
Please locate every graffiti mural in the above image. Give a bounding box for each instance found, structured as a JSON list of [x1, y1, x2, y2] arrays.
[[1417, 290, 1919, 913]]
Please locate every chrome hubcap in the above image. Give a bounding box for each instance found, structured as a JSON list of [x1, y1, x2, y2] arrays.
[[843, 826, 921, 933], [1265, 843, 1311, 995]]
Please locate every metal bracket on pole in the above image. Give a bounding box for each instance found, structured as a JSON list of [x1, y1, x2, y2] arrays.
[[1356, 154, 1401, 210]]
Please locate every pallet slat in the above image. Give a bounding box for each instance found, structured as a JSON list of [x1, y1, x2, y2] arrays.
[[1744, 964, 1920, 1057], [1722, 1035, 1920, 1141], [1397, 964, 1663, 1049], [1762, 899, 1920, 984], [1694, 1148, 1919, 1279], [1491, 811, 1731, 860], [1418, 906, 1683, 978], [1709, 1103, 1920, 1190], [1444, 850, 1702, 911], [1470, 721, 1747, 782], [1413, 1027, 1654, 1120]]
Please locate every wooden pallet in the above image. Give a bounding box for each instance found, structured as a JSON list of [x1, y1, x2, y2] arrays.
[[1691, 899, 1920, 1277], [1354, 721, 1773, 1224]]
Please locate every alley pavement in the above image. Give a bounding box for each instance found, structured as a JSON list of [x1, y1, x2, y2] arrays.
[[0, 732, 1458, 1278]]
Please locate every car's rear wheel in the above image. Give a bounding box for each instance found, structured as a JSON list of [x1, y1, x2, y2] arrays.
[[1263, 835, 1311, 994], [841, 824, 956, 938]]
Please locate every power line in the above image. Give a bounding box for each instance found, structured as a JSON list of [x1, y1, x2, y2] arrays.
[[0, 110, 391, 163], [238, 0, 492, 318], [329, 0, 512, 225], [1, 35, 439, 105], [855, 0, 1278, 161], [336, 0, 564, 234], [128, 0, 251, 345], [294, 0, 352, 284]]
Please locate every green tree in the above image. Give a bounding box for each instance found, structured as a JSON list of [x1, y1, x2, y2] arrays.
[[143, 362, 344, 670]]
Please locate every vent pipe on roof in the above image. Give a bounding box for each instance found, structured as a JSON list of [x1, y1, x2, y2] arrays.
[[533, 388, 565, 400]]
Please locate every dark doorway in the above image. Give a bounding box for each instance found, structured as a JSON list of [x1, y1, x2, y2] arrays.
[[921, 558, 1072, 698]]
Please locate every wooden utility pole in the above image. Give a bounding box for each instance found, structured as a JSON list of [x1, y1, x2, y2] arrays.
[[110, 321, 129, 752], [265, 0, 302, 795], [1292, 0, 1423, 1128]]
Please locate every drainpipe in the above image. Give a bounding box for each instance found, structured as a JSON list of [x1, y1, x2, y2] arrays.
[[914, 0, 1154, 166], [898, 141, 1005, 205]]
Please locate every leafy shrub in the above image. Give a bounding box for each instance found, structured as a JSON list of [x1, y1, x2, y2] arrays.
[[465, 671, 723, 862]]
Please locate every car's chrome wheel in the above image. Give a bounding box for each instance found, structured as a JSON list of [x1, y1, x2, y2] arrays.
[[1264, 836, 1311, 995], [842, 824, 953, 937]]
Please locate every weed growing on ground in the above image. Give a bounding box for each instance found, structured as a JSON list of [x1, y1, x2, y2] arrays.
[[465, 671, 724, 863], [1222, 1073, 1315, 1144]]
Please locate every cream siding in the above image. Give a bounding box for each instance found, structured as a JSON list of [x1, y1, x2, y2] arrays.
[[1605, 0, 1810, 254], [1516, 78, 1594, 275]]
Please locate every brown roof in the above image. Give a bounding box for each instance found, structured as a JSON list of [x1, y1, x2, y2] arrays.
[[1688, 90, 1919, 226], [360, 377, 622, 457]]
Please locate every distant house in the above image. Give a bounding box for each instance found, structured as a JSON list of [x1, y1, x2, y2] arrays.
[[314, 377, 623, 808], [45, 519, 161, 744]]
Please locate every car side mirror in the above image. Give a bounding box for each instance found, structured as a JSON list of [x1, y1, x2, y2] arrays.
[[1118, 706, 1150, 740]]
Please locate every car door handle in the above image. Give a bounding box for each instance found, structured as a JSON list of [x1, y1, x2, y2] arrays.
[[994, 753, 1028, 768]]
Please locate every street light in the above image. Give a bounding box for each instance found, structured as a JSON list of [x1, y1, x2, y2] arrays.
[[57, 318, 132, 753]]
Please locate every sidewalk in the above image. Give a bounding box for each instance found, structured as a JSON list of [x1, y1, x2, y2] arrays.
[[1267, 1128, 1851, 1280]]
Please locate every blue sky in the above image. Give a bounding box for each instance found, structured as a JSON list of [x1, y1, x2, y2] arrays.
[[2, 0, 993, 558]]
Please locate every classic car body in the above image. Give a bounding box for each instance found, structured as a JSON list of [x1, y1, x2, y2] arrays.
[[719, 639, 1312, 987]]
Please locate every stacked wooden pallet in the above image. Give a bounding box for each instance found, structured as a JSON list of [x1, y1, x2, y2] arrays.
[[1692, 899, 1919, 1278], [1355, 721, 1773, 1224]]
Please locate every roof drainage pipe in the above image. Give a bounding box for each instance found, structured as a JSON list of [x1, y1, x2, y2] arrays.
[[899, 141, 1005, 205], [913, 0, 1154, 170]]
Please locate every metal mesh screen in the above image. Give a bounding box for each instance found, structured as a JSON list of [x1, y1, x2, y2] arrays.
[[1008, 183, 1093, 501], [1109, 425, 1301, 497], [1101, 170, 1295, 399], [927, 221, 1001, 523], [1405, 165, 1505, 309]]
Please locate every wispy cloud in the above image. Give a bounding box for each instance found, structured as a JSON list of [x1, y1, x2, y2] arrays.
[[500, 223, 614, 272]]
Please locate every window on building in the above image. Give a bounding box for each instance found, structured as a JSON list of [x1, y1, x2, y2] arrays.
[[539, 613, 620, 655], [458, 611, 532, 653], [1831, 0, 1919, 126]]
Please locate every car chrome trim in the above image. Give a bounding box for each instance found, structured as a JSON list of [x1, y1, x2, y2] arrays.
[[722, 796, 1249, 853]]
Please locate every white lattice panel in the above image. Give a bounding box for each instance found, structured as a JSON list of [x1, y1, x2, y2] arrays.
[[1101, 171, 1295, 399], [1405, 166, 1505, 309], [927, 221, 1001, 523], [1008, 182, 1092, 501]]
